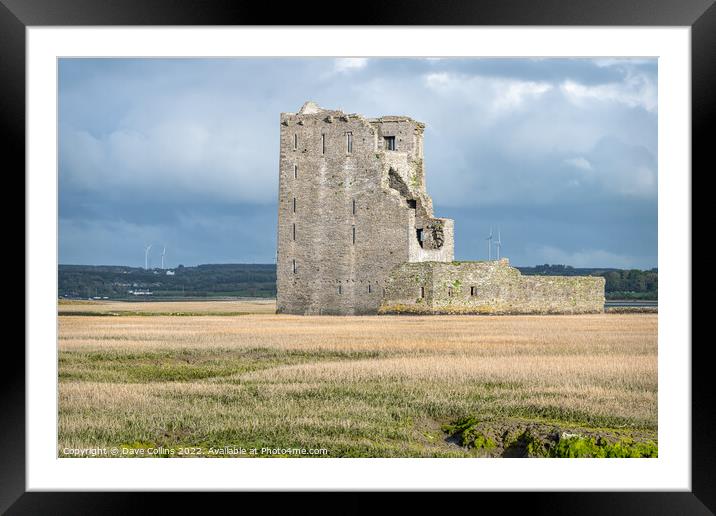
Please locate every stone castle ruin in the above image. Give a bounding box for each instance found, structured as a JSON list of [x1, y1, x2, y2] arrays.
[[276, 102, 604, 315]]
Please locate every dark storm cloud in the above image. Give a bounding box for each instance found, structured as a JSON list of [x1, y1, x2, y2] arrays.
[[59, 57, 657, 268]]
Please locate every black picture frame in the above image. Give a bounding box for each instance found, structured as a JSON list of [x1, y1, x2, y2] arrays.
[[6, 0, 709, 513]]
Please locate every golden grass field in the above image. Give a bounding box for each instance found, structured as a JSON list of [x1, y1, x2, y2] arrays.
[[58, 299, 657, 458]]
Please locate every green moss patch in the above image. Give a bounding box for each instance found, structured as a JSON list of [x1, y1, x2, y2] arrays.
[[551, 435, 657, 458], [442, 416, 657, 458]]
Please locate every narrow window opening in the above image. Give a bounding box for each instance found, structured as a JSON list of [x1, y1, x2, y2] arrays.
[[293, 134, 298, 150], [338, 284, 342, 295], [352, 199, 356, 215], [293, 197, 296, 213], [420, 286, 425, 298], [416, 228, 424, 248], [448, 287, 453, 297], [321, 134, 326, 154], [292, 259, 296, 274], [368, 284, 372, 294], [471, 286, 476, 296], [385, 136, 396, 151], [292, 223, 296, 241], [293, 164, 297, 179], [346, 132, 353, 153], [352, 225, 356, 244]]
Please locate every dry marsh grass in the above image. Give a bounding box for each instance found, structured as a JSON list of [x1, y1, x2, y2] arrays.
[[58, 299, 277, 315], [58, 300, 657, 457]]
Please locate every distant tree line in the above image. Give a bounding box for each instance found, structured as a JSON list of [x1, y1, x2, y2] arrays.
[[517, 264, 658, 300], [59, 264, 277, 299], [59, 263, 657, 301]]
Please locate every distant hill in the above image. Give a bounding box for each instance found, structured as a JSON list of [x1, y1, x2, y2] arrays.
[[59, 263, 276, 299], [58, 263, 657, 301]]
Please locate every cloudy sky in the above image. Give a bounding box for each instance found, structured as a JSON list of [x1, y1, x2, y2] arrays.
[[59, 57, 657, 269]]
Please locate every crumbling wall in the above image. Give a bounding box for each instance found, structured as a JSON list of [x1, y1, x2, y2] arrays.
[[379, 259, 605, 315], [408, 217, 454, 263], [276, 102, 453, 315]]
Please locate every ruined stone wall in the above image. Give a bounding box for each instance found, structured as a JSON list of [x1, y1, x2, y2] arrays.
[[276, 102, 453, 315], [379, 259, 605, 315], [408, 217, 455, 263]]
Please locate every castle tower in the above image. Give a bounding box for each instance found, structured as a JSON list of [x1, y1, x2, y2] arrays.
[[276, 101, 454, 315]]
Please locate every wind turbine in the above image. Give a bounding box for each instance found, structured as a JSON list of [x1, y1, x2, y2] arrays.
[[144, 244, 152, 270], [494, 228, 502, 260], [161, 246, 166, 270], [486, 226, 493, 260]]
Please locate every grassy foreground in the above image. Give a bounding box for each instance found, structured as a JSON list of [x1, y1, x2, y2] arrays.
[[58, 300, 657, 458]]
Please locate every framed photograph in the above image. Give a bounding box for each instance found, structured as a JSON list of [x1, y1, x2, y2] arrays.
[[8, 0, 710, 512]]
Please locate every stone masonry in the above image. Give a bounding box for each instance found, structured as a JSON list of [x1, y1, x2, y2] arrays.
[[276, 101, 454, 315], [379, 259, 605, 314], [276, 102, 604, 315]]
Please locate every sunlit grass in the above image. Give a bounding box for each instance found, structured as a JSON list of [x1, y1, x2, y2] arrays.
[[58, 300, 657, 457]]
